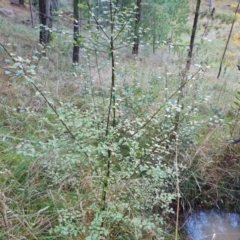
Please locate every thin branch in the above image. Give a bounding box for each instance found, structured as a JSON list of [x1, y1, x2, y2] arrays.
[[29, 79, 76, 139], [113, 8, 135, 41], [217, 0, 240, 78], [0, 42, 75, 139], [101, 0, 115, 224], [85, 0, 109, 40], [0, 42, 89, 158], [130, 69, 202, 139]]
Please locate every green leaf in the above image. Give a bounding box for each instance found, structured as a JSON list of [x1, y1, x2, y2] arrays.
[[16, 70, 24, 76], [4, 70, 11, 75], [78, 3, 85, 9], [233, 101, 240, 106]]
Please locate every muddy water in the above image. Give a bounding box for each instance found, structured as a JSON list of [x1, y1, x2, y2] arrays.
[[185, 210, 240, 240]]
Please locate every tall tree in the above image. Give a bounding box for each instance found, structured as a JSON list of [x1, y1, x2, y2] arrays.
[[72, 0, 80, 64], [132, 0, 142, 55], [39, 0, 52, 44]]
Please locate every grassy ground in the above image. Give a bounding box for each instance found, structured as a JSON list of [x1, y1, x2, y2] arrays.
[[1, 0, 240, 239]]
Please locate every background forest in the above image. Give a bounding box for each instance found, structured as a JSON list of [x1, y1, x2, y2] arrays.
[[1, 0, 240, 239]]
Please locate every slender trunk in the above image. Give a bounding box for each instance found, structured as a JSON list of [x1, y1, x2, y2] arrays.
[[132, 0, 142, 55], [152, 22, 156, 54], [185, 0, 201, 72], [171, 0, 201, 140], [101, 0, 115, 231], [72, 0, 80, 64], [29, 0, 34, 28], [19, 0, 24, 5], [39, 0, 52, 44], [96, 0, 100, 29]]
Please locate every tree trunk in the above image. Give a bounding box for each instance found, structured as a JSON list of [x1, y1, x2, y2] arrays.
[[132, 0, 142, 55], [185, 0, 201, 72], [96, 0, 100, 29], [208, 0, 214, 12], [29, 0, 34, 27], [172, 0, 201, 140], [72, 0, 80, 64], [152, 22, 156, 54], [39, 0, 52, 44], [51, 0, 58, 11], [19, 0, 24, 5]]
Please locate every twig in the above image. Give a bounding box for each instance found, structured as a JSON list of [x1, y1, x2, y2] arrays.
[[217, 0, 240, 78], [0, 42, 90, 158]]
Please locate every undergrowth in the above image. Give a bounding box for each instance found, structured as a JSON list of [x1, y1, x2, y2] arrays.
[[1, 0, 240, 240]]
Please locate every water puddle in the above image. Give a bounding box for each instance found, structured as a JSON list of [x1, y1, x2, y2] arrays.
[[185, 210, 240, 240]]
